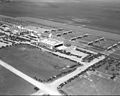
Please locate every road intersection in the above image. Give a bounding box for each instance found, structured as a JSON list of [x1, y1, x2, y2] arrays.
[[0, 54, 105, 95]]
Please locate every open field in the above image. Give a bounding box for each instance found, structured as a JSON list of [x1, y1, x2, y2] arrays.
[[79, 35, 100, 42], [62, 73, 120, 95], [0, 1, 120, 95], [94, 39, 118, 49], [0, 44, 77, 80], [95, 56, 120, 78], [17, 17, 120, 40], [1, 15, 120, 52], [1, 1, 120, 34], [110, 50, 120, 59], [0, 65, 35, 95]]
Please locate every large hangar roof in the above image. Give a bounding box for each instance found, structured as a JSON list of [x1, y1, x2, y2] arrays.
[[40, 38, 63, 46]]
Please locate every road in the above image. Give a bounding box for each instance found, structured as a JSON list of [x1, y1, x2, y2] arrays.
[[0, 40, 105, 95], [33, 55, 105, 95], [0, 54, 105, 95], [50, 55, 105, 87], [0, 41, 106, 95], [0, 60, 61, 95]]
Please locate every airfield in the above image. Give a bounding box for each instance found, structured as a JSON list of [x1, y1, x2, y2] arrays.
[[0, 44, 78, 80], [0, 65, 35, 95], [0, 15, 120, 95], [62, 71, 120, 95]]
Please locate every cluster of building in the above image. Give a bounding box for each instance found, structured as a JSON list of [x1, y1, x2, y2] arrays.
[[23, 25, 103, 65], [0, 24, 13, 47], [0, 19, 110, 96], [0, 20, 106, 77], [1, 20, 106, 61]]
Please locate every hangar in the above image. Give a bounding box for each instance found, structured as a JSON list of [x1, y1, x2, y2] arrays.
[[40, 38, 64, 50]]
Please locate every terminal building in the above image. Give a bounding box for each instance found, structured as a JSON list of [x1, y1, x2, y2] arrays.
[[40, 38, 64, 50]]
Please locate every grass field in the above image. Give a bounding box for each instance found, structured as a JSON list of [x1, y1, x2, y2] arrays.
[[0, 65, 35, 95], [62, 73, 120, 95], [0, 44, 76, 80]]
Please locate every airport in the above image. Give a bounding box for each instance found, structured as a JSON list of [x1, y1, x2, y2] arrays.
[[0, 15, 120, 95]]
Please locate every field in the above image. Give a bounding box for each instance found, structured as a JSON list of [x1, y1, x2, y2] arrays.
[[0, 1, 120, 34], [111, 50, 120, 59], [0, 65, 35, 95], [0, 44, 77, 80], [0, 1, 120, 95], [62, 73, 120, 95]]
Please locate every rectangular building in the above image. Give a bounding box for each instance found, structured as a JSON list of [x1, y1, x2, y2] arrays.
[[40, 38, 64, 50]]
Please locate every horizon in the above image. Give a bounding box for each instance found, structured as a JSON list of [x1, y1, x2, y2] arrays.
[[12, 0, 120, 3]]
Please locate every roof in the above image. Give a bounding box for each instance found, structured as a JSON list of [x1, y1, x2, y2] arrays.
[[65, 46, 88, 57], [56, 45, 67, 50], [25, 26, 51, 33], [40, 38, 63, 46]]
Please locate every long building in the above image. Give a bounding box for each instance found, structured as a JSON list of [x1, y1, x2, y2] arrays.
[[40, 38, 64, 50]]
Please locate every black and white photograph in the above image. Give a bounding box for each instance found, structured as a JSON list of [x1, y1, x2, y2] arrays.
[[0, 0, 120, 95]]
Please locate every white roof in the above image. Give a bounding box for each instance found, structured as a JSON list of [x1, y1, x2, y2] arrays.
[[57, 45, 67, 50], [70, 49, 88, 57], [65, 46, 88, 58], [41, 38, 63, 46], [13, 30, 19, 34], [25, 26, 51, 33]]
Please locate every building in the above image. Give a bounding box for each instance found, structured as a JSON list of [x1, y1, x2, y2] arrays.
[[40, 38, 64, 50], [12, 30, 19, 34], [25, 26, 51, 34], [41, 32, 53, 38], [56, 45, 88, 59]]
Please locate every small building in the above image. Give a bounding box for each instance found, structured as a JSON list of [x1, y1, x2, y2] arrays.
[[25, 26, 51, 34], [41, 32, 53, 38], [40, 38, 64, 50], [12, 30, 19, 34], [57, 45, 88, 58], [66, 46, 88, 58]]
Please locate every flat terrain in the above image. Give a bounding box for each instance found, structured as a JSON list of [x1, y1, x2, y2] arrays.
[[62, 73, 120, 95], [0, 44, 76, 80], [17, 17, 120, 41], [0, 65, 35, 95], [0, 1, 120, 95], [111, 50, 120, 59], [0, 1, 120, 34]]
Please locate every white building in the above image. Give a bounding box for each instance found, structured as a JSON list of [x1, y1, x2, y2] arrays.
[[40, 38, 64, 49], [57, 45, 88, 59], [25, 26, 51, 34], [12, 30, 19, 34]]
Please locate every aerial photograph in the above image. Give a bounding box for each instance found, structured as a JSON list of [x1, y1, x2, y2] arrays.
[[0, 0, 120, 95]]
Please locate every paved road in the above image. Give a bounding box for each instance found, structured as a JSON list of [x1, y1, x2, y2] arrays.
[[0, 38, 106, 95], [33, 55, 105, 95], [51, 56, 105, 87], [0, 54, 105, 95], [0, 60, 61, 95]]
